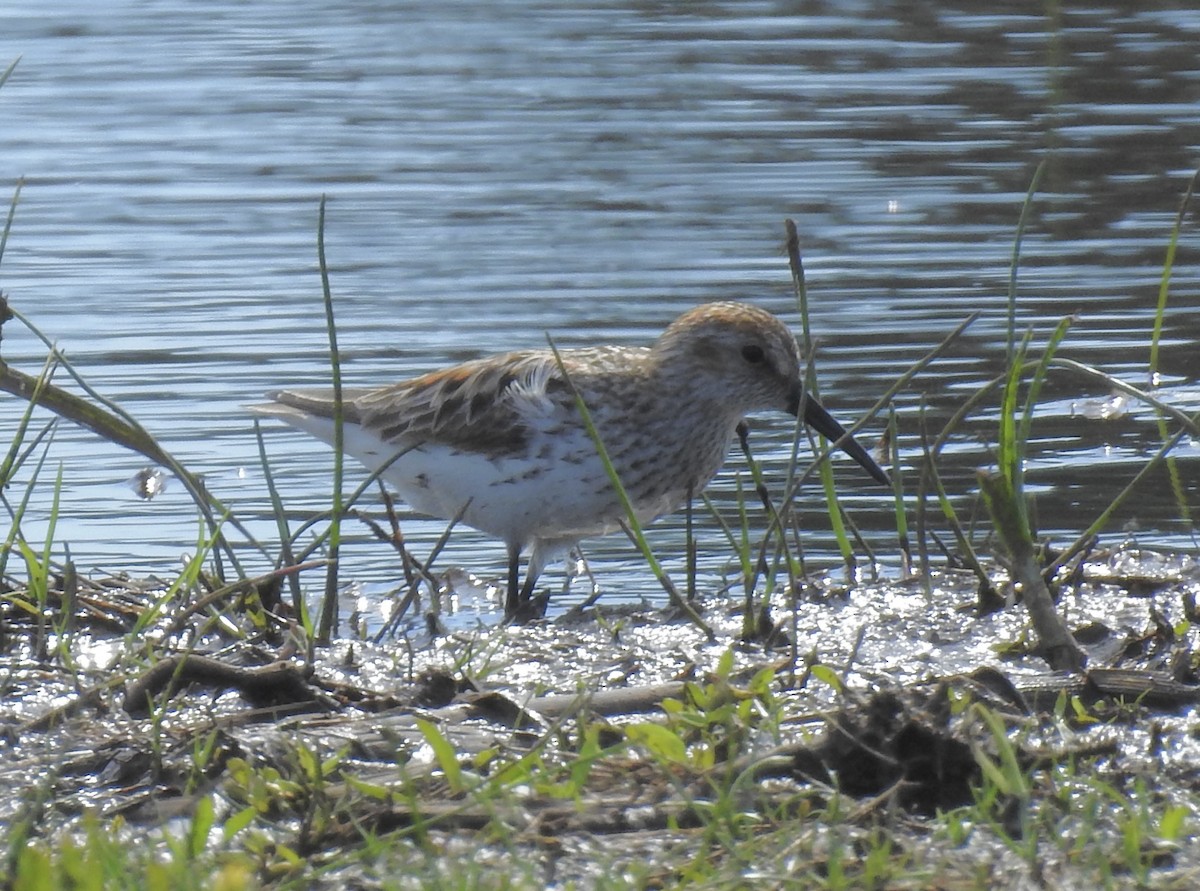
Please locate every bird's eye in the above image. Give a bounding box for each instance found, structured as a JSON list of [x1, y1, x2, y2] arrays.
[[741, 344, 766, 364]]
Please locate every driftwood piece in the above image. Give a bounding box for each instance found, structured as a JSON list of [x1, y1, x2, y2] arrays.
[[518, 681, 689, 719], [314, 795, 707, 845], [1012, 667, 1200, 712], [123, 654, 322, 716]]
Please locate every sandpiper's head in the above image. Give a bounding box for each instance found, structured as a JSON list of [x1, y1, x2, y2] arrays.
[[654, 302, 890, 485], [653, 302, 803, 415]]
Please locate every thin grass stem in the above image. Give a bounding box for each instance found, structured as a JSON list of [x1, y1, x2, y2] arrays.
[[0, 56, 17, 90], [1046, 426, 1194, 578], [1148, 169, 1198, 528], [315, 195, 343, 643], [770, 313, 980, 560], [783, 221, 855, 569], [253, 420, 305, 623], [736, 426, 793, 639], [917, 402, 998, 609], [1149, 168, 1199, 381], [887, 405, 911, 576]]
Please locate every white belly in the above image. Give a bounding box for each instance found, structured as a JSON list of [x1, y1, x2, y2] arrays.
[[269, 410, 718, 550], [340, 423, 668, 546]]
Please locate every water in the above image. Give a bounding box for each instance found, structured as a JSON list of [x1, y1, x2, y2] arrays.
[[1, 1, 1198, 619]]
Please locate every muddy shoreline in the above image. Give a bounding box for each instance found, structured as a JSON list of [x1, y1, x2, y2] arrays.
[[3, 547, 1199, 888]]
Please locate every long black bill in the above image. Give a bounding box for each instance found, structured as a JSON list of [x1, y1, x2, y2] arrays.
[[796, 394, 891, 486]]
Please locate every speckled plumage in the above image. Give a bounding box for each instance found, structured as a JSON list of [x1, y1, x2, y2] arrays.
[[252, 302, 888, 617]]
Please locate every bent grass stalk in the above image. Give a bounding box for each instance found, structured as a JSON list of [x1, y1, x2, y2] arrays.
[[0, 307, 253, 576]]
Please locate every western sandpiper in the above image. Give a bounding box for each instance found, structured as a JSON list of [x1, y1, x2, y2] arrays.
[[253, 302, 888, 618]]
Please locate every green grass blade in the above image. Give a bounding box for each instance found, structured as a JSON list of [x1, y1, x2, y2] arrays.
[[416, 718, 464, 793], [253, 420, 306, 625], [1007, 160, 1047, 363], [0, 413, 56, 584], [784, 219, 814, 359], [997, 331, 1030, 495], [0, 177, 22, 269], [918, 402, 999, 610], [887, 404, 911, 575], [1148, 169, 1198, 527], [0, 56, 18, 91], [0, 352, 56, 487], [817, 447, 853, 569], [1148, 168, 1198, 380], [1017, 315, 1074, 453], [40, 464, 63, 586]]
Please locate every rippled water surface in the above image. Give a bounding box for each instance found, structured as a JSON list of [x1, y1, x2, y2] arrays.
[[1, 1, 1198, 621]]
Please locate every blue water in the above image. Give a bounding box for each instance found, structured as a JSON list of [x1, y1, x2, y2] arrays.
[[1, 1, 1198, 621]]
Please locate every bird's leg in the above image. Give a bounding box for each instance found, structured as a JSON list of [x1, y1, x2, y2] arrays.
[[685, 484, 696, 602], [504, 542, 522, 618], [518, 564, 541, 603], [515, 550, 551, 620], [736, 420, 751, 453]]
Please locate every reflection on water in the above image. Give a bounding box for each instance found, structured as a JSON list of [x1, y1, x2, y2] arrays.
[[0, 1, 1197, 615]]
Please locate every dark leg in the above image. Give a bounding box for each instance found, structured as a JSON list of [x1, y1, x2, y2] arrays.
[[504, 543, 522, 618], [519, 563, 540, 602], [517, 558, 548, 620]]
